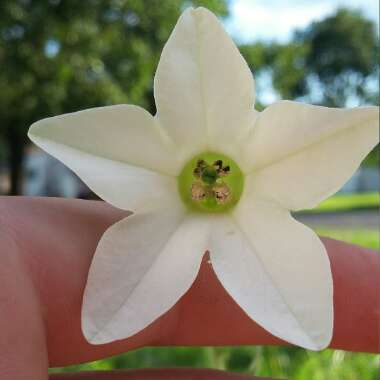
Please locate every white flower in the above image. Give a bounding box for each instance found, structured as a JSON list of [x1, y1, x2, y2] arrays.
[[28, 7, 379, 350]]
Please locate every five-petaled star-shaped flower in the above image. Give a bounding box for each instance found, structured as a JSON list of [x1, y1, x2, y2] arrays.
[[28, 7, 379, 350]]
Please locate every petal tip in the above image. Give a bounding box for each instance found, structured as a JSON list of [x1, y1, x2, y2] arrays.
[[28, 117, 51, 141], [27, 124, 43, 146], [193, 6, 220, 22], [193, 6, 211, 14], [27, 120, 40, 138], [306, 334, 333, 351], [81, 316, 114, 345], [300, 318, 333, 351], [183, 6, 218, 23], [85, 333, 112, 345]]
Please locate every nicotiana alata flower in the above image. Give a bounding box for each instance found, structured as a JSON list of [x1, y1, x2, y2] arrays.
[[28, 7, 379, 350]]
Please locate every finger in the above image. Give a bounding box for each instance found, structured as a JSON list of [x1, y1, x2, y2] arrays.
[[322, 236, 380, 352], [170, 237, 379, 353], [0, 227, 49, 380], [49, 368, 278, 379], [2, 197, 379, 369], [2, 196, 281, 368]]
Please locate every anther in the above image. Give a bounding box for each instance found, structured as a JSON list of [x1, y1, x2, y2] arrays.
[[213, 183, 231, 204], [193, 167, 201, 178], [197, 159, 207, 168], [219, 165, 230, 177], [178, 152, 244, 212], [214, 160, 223, 169], [191, 182, 206, 201]]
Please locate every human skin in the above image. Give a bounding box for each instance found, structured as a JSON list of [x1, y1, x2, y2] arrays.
[[0, 196, 379, 380]]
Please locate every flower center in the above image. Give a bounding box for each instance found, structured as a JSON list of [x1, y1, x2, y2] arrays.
[[177, 152, 244, 213]]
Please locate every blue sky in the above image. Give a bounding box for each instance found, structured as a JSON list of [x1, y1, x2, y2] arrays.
[[225, 0, 379, 43]]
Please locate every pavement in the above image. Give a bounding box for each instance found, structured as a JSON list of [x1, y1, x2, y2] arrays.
[[294, 209, 379, 229]]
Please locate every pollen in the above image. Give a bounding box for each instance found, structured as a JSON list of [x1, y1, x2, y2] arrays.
[[213, 183, 231, 204], [177, 152, 244, 213], [191, 182, 207, 201]]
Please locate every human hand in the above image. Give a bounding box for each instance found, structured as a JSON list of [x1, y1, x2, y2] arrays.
[[0, 196, 378, 380]]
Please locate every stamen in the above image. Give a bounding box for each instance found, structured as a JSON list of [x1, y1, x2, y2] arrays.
[[191, 182, 207, 201], [218, 165, 230, 177], [197, 159, 207, 169], [213, 183, 231, 204], [193, 167, 202, 178], [177, 152, 244, 213], [190, 158, 233, 204], [214, 160, 223, 169]]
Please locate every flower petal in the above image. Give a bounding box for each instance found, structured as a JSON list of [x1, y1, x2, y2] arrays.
[[28, 105, 180, 211], [243, 101, 379, 210], [82, 210, 210, 344], [154, 7, 255, 157], [209, 199, 333, 350]]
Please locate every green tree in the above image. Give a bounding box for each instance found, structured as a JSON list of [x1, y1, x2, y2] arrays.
[[292, 8, 379, 166], [296, 8, 379, 107], [241, 8, 379, 107], [241, 8, 379, 165], [0, 0, 228, 194]]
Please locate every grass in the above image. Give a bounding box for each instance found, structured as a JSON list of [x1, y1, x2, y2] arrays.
[[51, 195, 380, 379], [312, 192, 379, 213], [316, 228, 379, 250], [50, 346, 380, 380]]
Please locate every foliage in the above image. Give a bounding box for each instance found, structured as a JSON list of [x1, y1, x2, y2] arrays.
[[1, 4, 379, 193], [297, 8, 379, 107], [0, 0, 228, 193], [313, 192, 380, 213], [241, 8, 379, 108], [316, 228, 379, 250], [50, 346, 380, 380], [240, 8, 379, 166]]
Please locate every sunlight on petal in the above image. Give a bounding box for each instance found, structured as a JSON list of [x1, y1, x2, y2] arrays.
[[243, 102, 379, 210], [209, 198, 333, 350], [82, 210, 210, 344], [154, 7, 255, 159]]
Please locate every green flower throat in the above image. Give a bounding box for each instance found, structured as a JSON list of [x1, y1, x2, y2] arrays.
[[178, 152, 244, 213]]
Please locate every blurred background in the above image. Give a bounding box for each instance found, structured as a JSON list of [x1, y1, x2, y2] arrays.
[[0, 0, 379, 378]]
